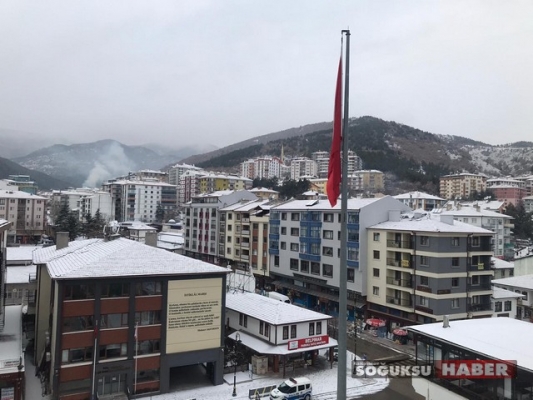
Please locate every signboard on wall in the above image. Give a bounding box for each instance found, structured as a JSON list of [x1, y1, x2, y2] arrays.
[[288, 335, 329, 350], [166, 278, 223, 353], [1, 387, 15, 400]]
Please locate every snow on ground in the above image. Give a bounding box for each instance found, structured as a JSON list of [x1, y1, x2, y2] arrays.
[[153, 350, 389, 400]]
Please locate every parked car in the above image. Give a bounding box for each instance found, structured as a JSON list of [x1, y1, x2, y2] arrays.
[[270, 377, 312, 400]]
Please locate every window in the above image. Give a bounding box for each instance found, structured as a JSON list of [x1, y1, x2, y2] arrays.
[[323, 264, 333, 278], [322, 246, 333, 257], [99, 343, 127, 359], [347, 212, 359, 223], [316, 322, 322, 335], [136, 339, 161, 355], [373, 268, 379, 278], [494, 301, 502, 312], [420, 236, 429, 246], [323, 213, 334, 222], [290, 258, 299, 271], [323, 230, 333, 240], [281, 227, 287, 235], [291, 212, 300, 221], [291, 227, 299, 236], [451, 278, 459, 287], [420, 256, 429, 266], [274, 255, 280, 267], [504, 301, 512, 311], [64, 284, 95, 300], [310, 243, 320, 255], [135, 311, 161, 326], [311, 262, 320, 275], [451, 298, 460, 309], [227, 236, 232, 243], [281, 242, 286, 250], [309, 323, 315, 336], [373, 232, 380, 241], [419, 296, 428, 306], [228, 225, 232, 231], [347, 229, 359, 242], [373, 250, 380, 260], [239, 313, 248, 327], [451, 237, 460, 247], [348, 248, 359, 261], [290, 325, 297, 339], [63, 316, 94, 332], [265, 323, 270, 337], [420, 276, 429, 286], [281, 212, 287, 220], [372, 286, 379, 296], [471, 275, 479, 285], [290, 243, 299, 252], [259, 321, 264, 335], [62, 347, 93, 364], [300, 260, 309, 273], [347, 268, 355, 282], [452, 257, 459, 267], [135, 281, 162, 296], [283, 326, 289, 340], [101, 313, 128, 329], [472, 236, 480, 247]]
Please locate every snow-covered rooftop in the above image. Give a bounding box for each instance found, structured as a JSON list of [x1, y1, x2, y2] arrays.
[[394, 191, 445, 201], [0, 189, 46, 199], [272, 197, 381, 211], [6, 265, 36, 284], [6, 245, 41, 262], [220, 199, 269, 212], [250, 187, 278, 194], [491, 286, 524, 299], [33, 238, 228, 280], [514, 246, 533, 259], [369, 213, 493, 234], [491, 257, 514, 269], [226, 292, 331, 325], [407, 318, 533, 372], [120, 221, 157, 231], [492, 275, 533, 291], [436, 207, 512, 219]]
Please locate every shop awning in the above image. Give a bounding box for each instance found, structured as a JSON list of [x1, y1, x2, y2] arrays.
[[227, 331, 338, 356]]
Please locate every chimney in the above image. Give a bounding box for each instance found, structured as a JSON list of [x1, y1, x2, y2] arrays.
[[56, 232, 69, 250], [443, 315, 450, 328], [145, 231, 158, 248]]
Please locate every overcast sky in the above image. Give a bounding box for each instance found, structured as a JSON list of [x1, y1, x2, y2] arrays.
[[0, 0, 532, 150]]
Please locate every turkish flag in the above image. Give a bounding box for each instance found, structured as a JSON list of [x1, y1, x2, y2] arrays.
[[327, 57, 342, 207]]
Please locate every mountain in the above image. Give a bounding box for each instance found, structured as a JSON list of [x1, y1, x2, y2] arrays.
[[0, 128, 67, 158], [183, 116, 533, 195], [141, 142, 218, 159], [0, 156, 73, 190], [12, 140, 179, 188]]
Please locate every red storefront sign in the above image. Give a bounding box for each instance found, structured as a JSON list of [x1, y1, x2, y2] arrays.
[[288, 335, 329, 350]]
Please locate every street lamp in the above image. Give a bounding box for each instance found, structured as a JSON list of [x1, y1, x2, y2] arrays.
[[232, 333, 241, 397]]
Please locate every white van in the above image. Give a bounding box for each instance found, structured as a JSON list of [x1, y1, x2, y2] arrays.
[[267, 291, 291, 304], [270, 377, 312, 400]]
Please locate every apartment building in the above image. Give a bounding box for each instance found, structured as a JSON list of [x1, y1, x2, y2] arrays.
[[33, 233, 228, 399], [168, 163, 203, 186], [366, 212, 494, 328], [240, 157, 286, 180], [311, 150, 362, 179], [183, 190, 258, 265], [219, 199, 275, 289], [348, 170, 384, 194], [177, 169, 204, 208], [117, 170, 168, 183], [198, 173, 252, 194], [101, 179, 177, 223], [492, 275, 533, 321], [5, 175, 38, 194], [0, 190, 46, 244], [489, 185, 526, 207], [268, 197, 410, 319], [0, 219, 12, 330], [436, 204, 514, 259], [249, 187, 279, 200], [289, 157, 318, 180], [51, 189, 114, 222], [491, 286, 523, 319], [394, 191, 447, 211], [439, 173, 487, 200]]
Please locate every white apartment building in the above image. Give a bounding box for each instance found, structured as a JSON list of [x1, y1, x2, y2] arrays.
[[491, 257, 514, 279], [101, 179, 177, 223], [311, 150, 362, 179], [168, 163, 203, 186], [52, 188, 114, 222], [491, 286, 523, 319], [0, 190, 46, 244], [268, 196, 410, 320], [486, 177, 524, 189], [117, 169, 168, 182], [241, 157, 285, 180], [178, 169, 204, 208], [394, 191, 447, 211], [348, 170, 384, 193], [492, 275, 533, 321], [289, 157, 318, 180], [439, 173, 487, 200], [435, 204, 514, 259]]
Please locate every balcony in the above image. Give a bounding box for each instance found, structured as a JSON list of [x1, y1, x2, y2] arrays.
[[468, 303, 492, 312], [386, 296, 412, 307], [386, 258, 411, 268], [416, 285, 432, 294], [415, 305, 434, 314], [468, 263, 492, 271], [240, 242, 250, 249], [468, 282, 492, 291], [386, 277, 413, 288], [386, 240, 413, 249]]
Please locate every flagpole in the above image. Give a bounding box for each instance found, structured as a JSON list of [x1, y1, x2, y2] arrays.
[[134, 322, 139, 395], [337, 29, 350, 400], [91, 319, 98, 400]]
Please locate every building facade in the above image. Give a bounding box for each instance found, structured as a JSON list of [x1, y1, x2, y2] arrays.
[[366, 212, 494, 328], [240, 157, 285, 180], [289, 158, 318, 180], [394, 191, 447, 211], [168, 163, 203, 186], [348, 170, 384, 194], [439, 173, 487, 200], [267, 197, 410, 320], [33, 234, 228, 400], [0, 190, 46, 244]]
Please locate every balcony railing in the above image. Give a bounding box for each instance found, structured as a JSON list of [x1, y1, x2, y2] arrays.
[[415, 305, 434, 314], [468, 263, 491, 271], [386, 277, 413, 288], [468, 283, 492, 291], [386, 296, 412, 307], [468, 303, 492, 312], [386, 258, 411, 268], [416, 285, 432, 294], [386, 240, 413, 249]]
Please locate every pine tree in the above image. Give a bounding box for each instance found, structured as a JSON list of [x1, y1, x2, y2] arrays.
[[155, 203, 165, 223]]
